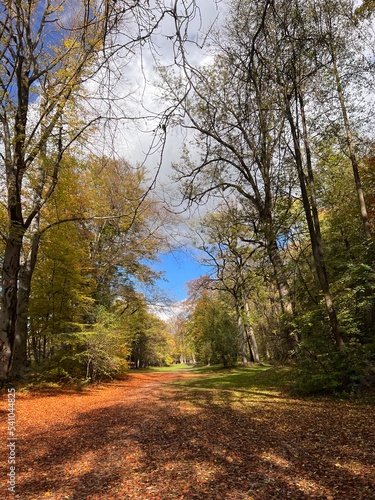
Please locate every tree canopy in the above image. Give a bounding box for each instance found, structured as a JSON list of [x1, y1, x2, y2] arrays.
[[159, 0, 375, 393], [0, 0, 374, 394]]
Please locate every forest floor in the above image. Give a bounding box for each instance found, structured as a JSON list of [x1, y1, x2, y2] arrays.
[[0, 367, 374, 499]]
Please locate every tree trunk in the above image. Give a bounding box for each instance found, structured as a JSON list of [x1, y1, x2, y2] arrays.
[[243, 297, 260, 363], [235, 294, 261, 364], [267, 240, 292, 314], [247, 327, 259, 363], [286, 91, 345, 350], [329, 35, 372, 239], [236, 310, 249, 366], [10, 221, 41, 377], [0, 223, 25, 380], [266, 235, 299, 351]]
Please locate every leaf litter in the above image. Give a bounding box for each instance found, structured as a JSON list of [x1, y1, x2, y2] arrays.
[[0, 370, 374, 499]]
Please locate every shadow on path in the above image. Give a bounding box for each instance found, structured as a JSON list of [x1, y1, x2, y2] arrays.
[[1, 372, 374, 499]]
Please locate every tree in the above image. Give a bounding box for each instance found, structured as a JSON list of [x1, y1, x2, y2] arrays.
[[0, 0, 123, 379], [127, 299, 174, 369], [25, 150, 170, 379], [186, 288, 239, 367], [222, 0, 346, 349], [161, 0, 299, 350], [28, 212, 94, 366], [356, 0, 375, 17], [80, 306, 131, 383], [265, 0, 375, 349], [164, 0, 375, 355], [313, 0, 373, 239], [196, 201, 261, 363], [0, 0, 200, 380], [79, 157, 165, 307], [171, 310, 196, 364]]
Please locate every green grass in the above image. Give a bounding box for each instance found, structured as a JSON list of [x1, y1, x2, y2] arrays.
[[168, 364, 375, 403], [172, 364, 296, 394], [140, 363, 195, 373], [140, 363, 296, 394]]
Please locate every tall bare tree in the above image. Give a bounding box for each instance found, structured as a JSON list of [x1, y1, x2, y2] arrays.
[[161, 1, 300, 351]]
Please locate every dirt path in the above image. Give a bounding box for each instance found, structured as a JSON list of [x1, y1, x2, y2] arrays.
[[1, 371, 374, 499]]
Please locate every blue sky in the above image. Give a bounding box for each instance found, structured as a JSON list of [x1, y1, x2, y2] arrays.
[[151, 248, 210, 302]]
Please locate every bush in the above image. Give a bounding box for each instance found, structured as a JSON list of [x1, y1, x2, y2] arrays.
[[295, 341, 375, 396]]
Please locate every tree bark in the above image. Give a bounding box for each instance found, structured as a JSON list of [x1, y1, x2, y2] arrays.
[[0, 223, 25, 380], [237, 312, 249, 366], [243, 297, 260, 363], [10, 219, 41, 377], [235, 293, 260, 364]]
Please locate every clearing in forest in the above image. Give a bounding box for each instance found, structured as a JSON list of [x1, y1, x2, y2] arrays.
[[0, 366, 374, 499]]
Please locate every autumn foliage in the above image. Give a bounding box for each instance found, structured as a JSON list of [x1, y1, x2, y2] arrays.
[[0, 369, 374, 499]]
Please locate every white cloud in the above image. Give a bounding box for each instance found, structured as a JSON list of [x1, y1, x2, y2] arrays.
[[149, 299, 189, 321]]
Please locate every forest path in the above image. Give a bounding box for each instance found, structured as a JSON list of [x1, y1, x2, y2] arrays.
[[0, 370, 374, 499]]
